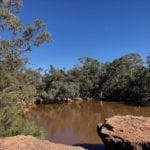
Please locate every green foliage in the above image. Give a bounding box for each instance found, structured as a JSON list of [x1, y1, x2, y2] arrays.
[[42, 53, 150, 105], [0, 106, 45, 138], [0, 0, 149, 141], [41, 65, 82, 102], [0, 0, 50, 138], [0, 0, 50, 102], [147, 53, 150, 69]]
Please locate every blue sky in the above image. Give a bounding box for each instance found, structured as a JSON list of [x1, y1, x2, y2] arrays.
[[20, 0, 150, 70]]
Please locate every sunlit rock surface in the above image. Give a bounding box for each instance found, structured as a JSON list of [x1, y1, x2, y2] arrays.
[[0, 135, 84, 150], [97, 115, 150, 150]]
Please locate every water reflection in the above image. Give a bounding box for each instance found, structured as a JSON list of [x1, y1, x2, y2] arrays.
[[28, 101, 150, 145]]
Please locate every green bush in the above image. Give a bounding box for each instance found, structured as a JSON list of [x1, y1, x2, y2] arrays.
[[0, 106, 45, 138]]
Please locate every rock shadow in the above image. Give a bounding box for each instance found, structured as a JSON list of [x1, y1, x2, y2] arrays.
[[73, 143, 105, 150]]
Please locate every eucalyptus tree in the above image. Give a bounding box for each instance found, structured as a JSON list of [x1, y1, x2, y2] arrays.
[[101, 53, 144, 100], [147, 53, 150, 69], [41, 65, 80, 102], [78, 57, 102, 97], [0, 0, 50, 103], [0, 0, 50, 137]]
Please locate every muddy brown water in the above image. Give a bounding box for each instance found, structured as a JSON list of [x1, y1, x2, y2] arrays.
[[28, 101, 150, 146]]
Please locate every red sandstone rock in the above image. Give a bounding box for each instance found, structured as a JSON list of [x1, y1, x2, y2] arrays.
[[0, 135, 84, 150], [97, 115, 150, 150]]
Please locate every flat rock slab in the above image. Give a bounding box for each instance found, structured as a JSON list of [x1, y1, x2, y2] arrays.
[[0, 135, 84, 150], [97, 115, 150, 150]]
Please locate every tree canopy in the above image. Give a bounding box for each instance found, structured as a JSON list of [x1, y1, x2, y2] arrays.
[[41, 53, 150, 105], [0, 0, 50, 137]]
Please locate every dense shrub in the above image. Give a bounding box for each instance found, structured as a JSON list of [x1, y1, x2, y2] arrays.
[[0, 106, 45, 138]]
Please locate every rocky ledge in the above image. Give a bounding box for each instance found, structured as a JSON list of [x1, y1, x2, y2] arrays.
[[0, 135, 84, 150], [97, 115, 150, 150]]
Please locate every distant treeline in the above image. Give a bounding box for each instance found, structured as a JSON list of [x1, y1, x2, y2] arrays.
[[39, 53, 150, 105]]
